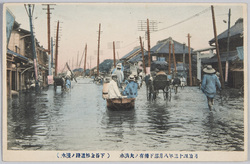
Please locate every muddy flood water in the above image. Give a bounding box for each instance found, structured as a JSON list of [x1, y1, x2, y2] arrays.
[[7, 78, 244, 151]]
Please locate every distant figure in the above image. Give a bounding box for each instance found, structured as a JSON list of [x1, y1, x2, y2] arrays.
[[180, 76, 186, 89], [172, 76, 181, 94], [108, 74, 122, 99], [65, 75, 71, 90], [201, 65, 221, 111], [112, 63, 124, 74], [122, 75, 138, 98], [112, 63, 124, 88]]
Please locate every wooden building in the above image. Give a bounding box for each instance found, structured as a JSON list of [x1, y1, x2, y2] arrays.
[[206, 18, 243, 88], [7, 20, 48, 97]]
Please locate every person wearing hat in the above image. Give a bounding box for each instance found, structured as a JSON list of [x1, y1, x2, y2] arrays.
[[112, 64, 124, 88], [180, 75, 186, 89], [108, 74, 122, 99], [201, 65, 221, 111], [122, 75, 138, 98]]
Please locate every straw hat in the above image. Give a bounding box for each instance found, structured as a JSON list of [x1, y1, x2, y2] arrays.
[[111, 74, 117, 78], [203, 65, 216, 74], [129, 75, 135, 81], [104, 77, 111, 82], [117, 63, 122, 69]]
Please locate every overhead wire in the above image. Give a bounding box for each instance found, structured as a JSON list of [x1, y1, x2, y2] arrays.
[[153, 7, 211, 33]]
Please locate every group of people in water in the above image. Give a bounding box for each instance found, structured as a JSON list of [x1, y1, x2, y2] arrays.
[[102, 62, 222, 111], [103, 63, 139, 99]]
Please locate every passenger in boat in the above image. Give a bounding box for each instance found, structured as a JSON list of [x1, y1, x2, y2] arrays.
[[112, 63, 124, 88], [102, 77, 110, 99], [108, 74, 122, 99], [122, 75, 138, 98]]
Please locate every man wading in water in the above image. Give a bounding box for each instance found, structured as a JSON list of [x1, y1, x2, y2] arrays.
[[201, 65, 222, 111]]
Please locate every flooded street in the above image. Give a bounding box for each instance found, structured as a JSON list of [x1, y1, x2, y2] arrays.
[[7, 78, 244, 151]]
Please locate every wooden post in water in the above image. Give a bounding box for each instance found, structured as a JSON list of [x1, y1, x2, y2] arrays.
[[188, 33, 192, 86], [113, 41, 116, 68], [211, 5, 224, 88], [139, 36, 146, 74]]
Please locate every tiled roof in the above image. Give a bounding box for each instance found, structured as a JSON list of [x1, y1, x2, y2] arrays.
[[209, 18, 243, 44], [150, 37, 193, 54]]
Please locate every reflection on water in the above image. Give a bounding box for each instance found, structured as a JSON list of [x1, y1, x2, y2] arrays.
[[7, 78, 244, 151]]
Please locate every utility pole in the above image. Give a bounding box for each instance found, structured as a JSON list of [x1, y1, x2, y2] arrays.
[[211, 5, 224, 88], [147, 19, 151, 70], [51, 37, 53, 70], [139, 36, 146, 74], [172, 42, 177, 73], [225, 8, 231, 83], [84, 44, 87, 73], [113, 41, 116, 68], [43, 4, 54, 75], [55, 21, 59, 76], [77, 51, 79, 69], [25, 4, 39, 90], [183, 43, 186, 75], [90, 56, 92, 70], [97, 23, 101, 76], [168, 41, 172, 75], [188, 33, 192, 86]]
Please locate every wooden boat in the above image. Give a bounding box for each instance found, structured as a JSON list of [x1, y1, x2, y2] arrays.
[[103, 81, 135, 110], [106, 98, 135, 110]]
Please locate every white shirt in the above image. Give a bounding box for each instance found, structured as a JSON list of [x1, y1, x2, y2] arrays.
[[108, 80, 121, 99]]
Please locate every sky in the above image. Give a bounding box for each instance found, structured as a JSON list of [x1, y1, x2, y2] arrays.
[[5, 3, 245, 72]]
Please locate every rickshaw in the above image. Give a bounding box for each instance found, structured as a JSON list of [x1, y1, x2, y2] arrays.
[[145, 61, 171, 101], [53, 76, 66, 91]]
